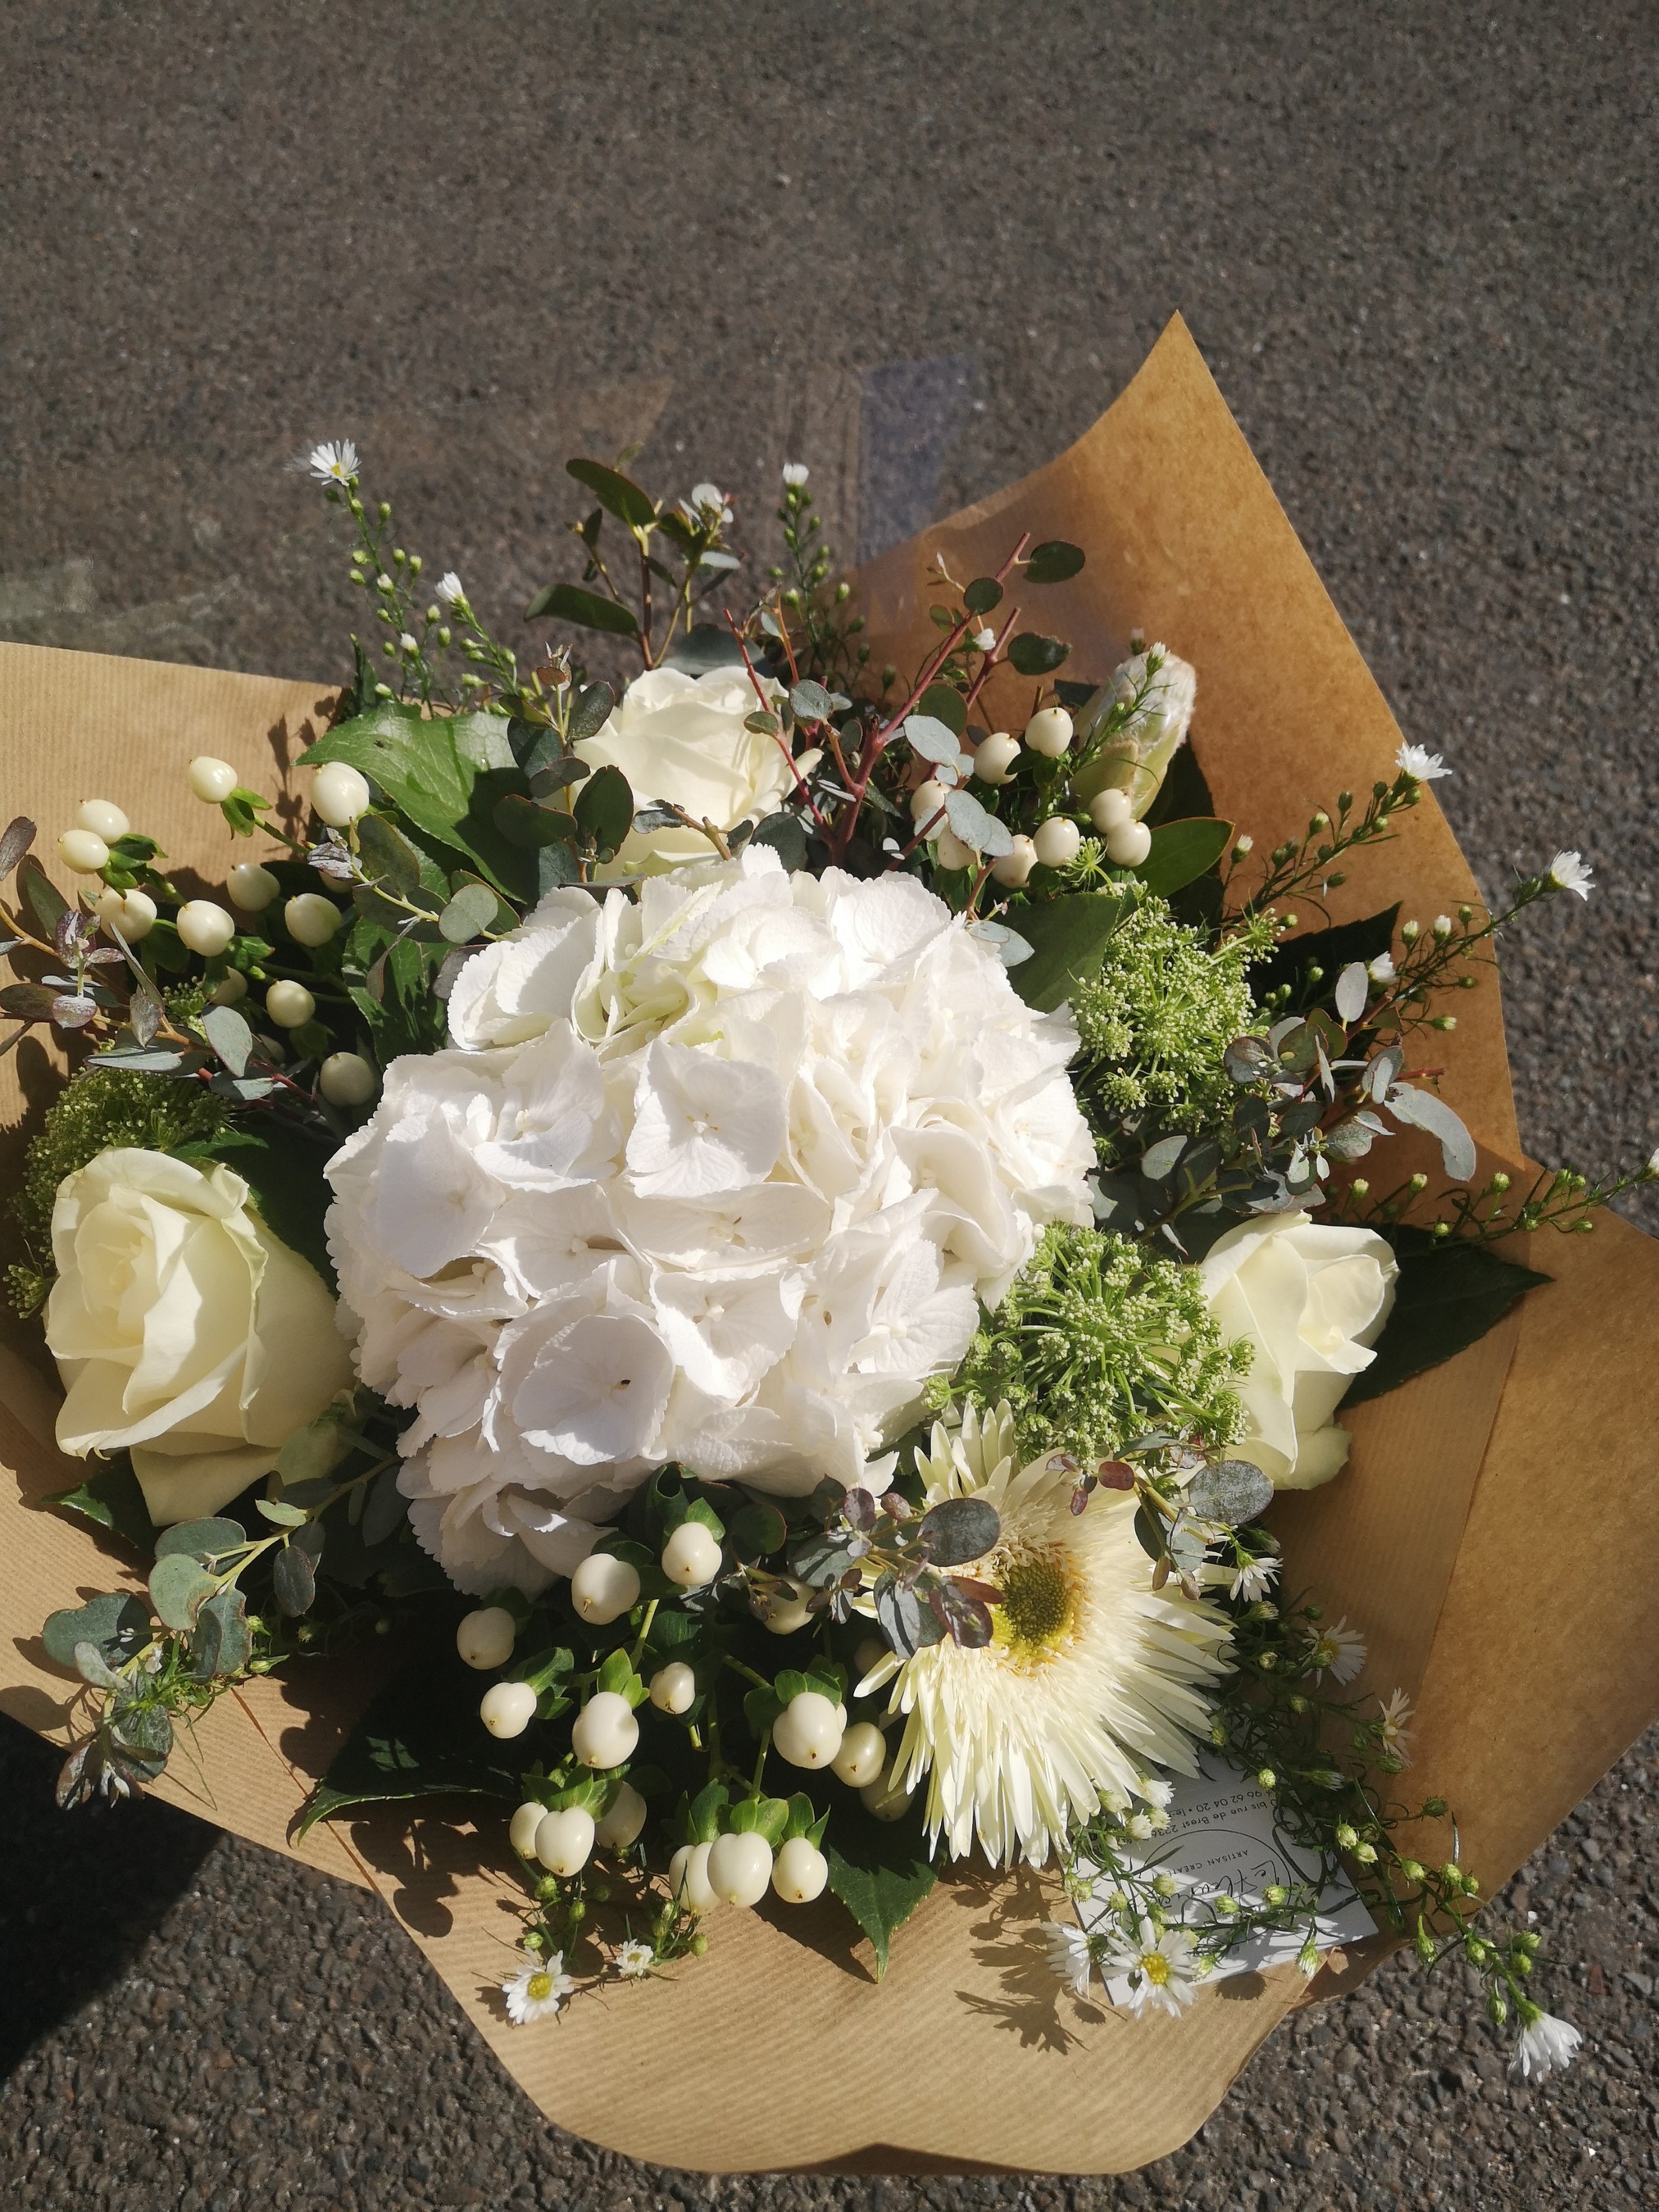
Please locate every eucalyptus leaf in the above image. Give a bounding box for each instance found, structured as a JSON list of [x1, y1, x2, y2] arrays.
[[1387, 1084, 1478, 1183], [154, 1516, 248, 1564], [574, 763, 634, 856], [16, 854, 68, 938], [790, 680, 833, 723], [916, 1495, 1001, 1566], [748, 812, 807, 870], [902, 715, 962, 767], [439, 881, 500, 944], [1185, 1459, 1275, 1527], [1006, 631, 1070, 677], [568, 681, 616, 743], [0, 815, 35, 881], [273, 1544, 317, 1619], [915, 683, 968, 736], [1024, 539, 1086, 584], [962, 578, 1003, 616], [943, 788, 1014, 858], [189, 1584, 252, 1679], [1334, 961, 1370, 1024], [566, 456, 657, 532], [148, 1551, 216, 1632], [200, 1003, 253, 1077], [42, 1592, 151, 1672]]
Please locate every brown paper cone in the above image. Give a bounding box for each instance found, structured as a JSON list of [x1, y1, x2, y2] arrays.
[[1, 319, 1654, 2175]]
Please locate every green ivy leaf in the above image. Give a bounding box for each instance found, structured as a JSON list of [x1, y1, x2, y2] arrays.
[[1344, 1228, 1551, 1406], [823, 1799, 937, 1979]]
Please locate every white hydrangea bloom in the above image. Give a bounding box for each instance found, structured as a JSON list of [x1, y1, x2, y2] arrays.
[[326, 847, 1094, 1595]]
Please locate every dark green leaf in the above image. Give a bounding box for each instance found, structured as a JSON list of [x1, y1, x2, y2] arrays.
[[1133, 817, 1234, 897], [47, 1460, 157, 1556], [272, 1543, 317, 1618], [1248, 906, 1400, 1011], [748, 812, 807, 871], [42, 1592, 150, 1672], [916, 682, 967, 737], [154, 1516, 248, 1564], [298, 1653, 525, 1835], [1344, 1228, 1552, 1406], [568, 680, 617, 743], [16, 854, 68, 938], [728, 1497, 789, 1561], [355, 811, 430, 897], [730, 1794, 791, 1847], [962, 578, 1003, 616], [361, 1463, 409, 1547], [566, 457, 657, 532], [1024, 539, 1086, 584], [493, 793, 581, 850], [1185, 1460, 1275, 1527], [824, 1799, 937, 1979], [1009, 892, 1131, 1012], [575, 763, 634, 856], [1142, 736, 1216, 828], [1007, 632, 1070, 677], [916, 1496, 1000, 1566], [300, 704, 530, 899], [524, 581, 641, 638], [223, 1124, 338, 1288]]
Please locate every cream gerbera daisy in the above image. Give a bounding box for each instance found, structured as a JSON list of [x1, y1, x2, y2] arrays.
[[864, 1404, 1232, 1868]]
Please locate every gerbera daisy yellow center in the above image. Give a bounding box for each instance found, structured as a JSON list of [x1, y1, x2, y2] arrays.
[[525, 1972, 554, 2002], [993, 1547, 1077, 1661]]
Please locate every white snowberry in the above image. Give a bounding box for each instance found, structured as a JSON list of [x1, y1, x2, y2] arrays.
[[831, 1720, 887, 1787], [284, 893, 343, 947], [972, 731, 1020, 785], [56, 829, 108, 874], [753, 1578, 816, 1636], [990, 834, 1037, 888], [311, 761, 372, 827], [595, 1780, 648, 1850], [649, 1662, 697, 1715], [909, 779, 948, 835], [266, 980, 316, 1029], [1104, 818, 1152, 868], [570, 1552, 641, 1626], [207, 969, 248, 1006], [534, 1805, 596, 1877], [661, 1520, 723, 1590], [455, 1605, 517, 1670], [706, 1830, 773, 1907], [571, 1690, 639, 1769], [667, 1840, 720, 1914], [772, 1690, 844, 1770], [1087, 786, 1134, 834], [176, 900, 237, 956], [1033, 817, 1081, 870], [227, 861, 280, 912], [860, 1765, 916, 1821], [480, 1680, 539, 1738], [319, 1051, 378, 1106], [1024, 706, 1074, 758], [771, 1835, 829, 1904], [96, 887, 157, 943], [509, 1800, 545, 1857], [76, 798, 130, 842], [188, 756, 240, 804], [934, 828, 975, 873]]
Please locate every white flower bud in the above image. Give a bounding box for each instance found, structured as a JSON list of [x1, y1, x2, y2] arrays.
[[706, 1830, 773, 1907], [649, 1661, 697, 1715], [934, 829, 975, 873], [1024, 706, 1074, 758], [227, 862, 280, 911], [771, 1689, 844, 1770], [972, 732, 1020, 785], [509, 1800, 545, 1856], [596, 1780, 648, 1851], [771, 1835, 830, 1904], [752, 1578, 816, 1635], [57, 828, 109, 874], [860, 1765, 916, 1821], [284, 893, 343, 947], [571, 1690, 639, 1769], [207, 967, 248, 1006], [667, 1840, 720, 1914], [1104, 818, 1152, 868], [1088, 786, 1134, 834], [455, 1605, 517, 1670], [96, 887, 157, 943], [266, 980, 316, 1029], [831, 1720, 887, 1787], [661, 1520, 723, 1591], [781, 462, 809, 487], [176, 899, 237, 956], [971, 626, 998, 652], [480, 1680, 538, 1738], [1033, 817, 1081, 869], [319, 1051, 378, 1106], [990, 834, 1037, 888], [76, 798, 130, 842], [534, 1804, 596, 1876], [570, 1552, 641, 1625], [311, 762, 372, 828], [188, 756, 240, 804], [909, 779, 948, 833]]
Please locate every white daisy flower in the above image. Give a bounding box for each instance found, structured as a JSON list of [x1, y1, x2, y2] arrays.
[[307, 439, 360, 486], [1229, 1555, 1279, 1602], [781, 461, 810, 487], [502, 1947, 573, 2024], [612, 1938, 656, 1981], [1396, 742, 1451, 782], [688, 480, 732, 524], [1138, 1774, 1175, 1811], [866, 1404, 1231, 1868], [436, 570, 466, 606], [1377, 1687, 1414, 1760], [1104, 1918, 1200, 2019], [1307, 1616, 1366, 1684], [1044, 1919, 1094, 1997], [1511, 2006, 1582, 2083], [1548, 850, 1594, 901]]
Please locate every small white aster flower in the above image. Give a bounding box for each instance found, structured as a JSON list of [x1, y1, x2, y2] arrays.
[[1377, 1687, 1414, 1760], [398, 631, 418, 655], [781, 461, 810, 487], [1367, 952, 1397, 984], [687, 480, 732, 525], [1307, 1616, 1366, 1684], [1044, 1919, 1093, 1997], [1123, 1811, 1156, 1842], [436, 570, 466, 606], [1138, 1774, 1175, 1811], [1105, 1918, 1200, 2019], [1229, 1556, 1279, 1602], [1396, 741, 1451, 781], [612, 1938, 656, 1981], [1433, 914, 1453, 938], [1548, 849, 1594, 901], [502, 1948, 573, 2024], [307, 439, 360, 486], [1511, 2006, 1582, 2083], [971, 627, 998, 652]]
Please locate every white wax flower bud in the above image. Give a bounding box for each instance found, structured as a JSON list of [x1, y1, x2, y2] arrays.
[[570, 1552, 641, 1625], [831, 1720, 887, 1787], [667, 1840, 720, 1914], [1033, 817, 1081, 869], [772, 1689, 844, 1770], [753, 1578, 816, 1635], [771, 1836, 830, 1904], [284, 893, 343, 947], [860, 1765, 916, 1821], [319, 1051, 378, 1106], [706, 1830, 773, 1908], [972, 732, 1020, 785], [207, 968, 248, 1006], [571, 1690, 639, 1769], [311, 761, 374, 831], [76, 798, 130, 842], [910, 779, 948, 833], [595, 1780, 648, 1850], [934, 828, 975, 873], [188, 756, 241, 804], [781, 462, 809, 487], [96, 887, 157, 943], [176, 899, 237, 956], [1024, 706, 1074, 758], [455, 1605, 517, 1670], [509, 1800, 545, 1857], [649, 1661, 697, 1715], [266, 980, 316, 1029], [990, 835, 1037, 888], [1088, 786, 1134, 834], [227, 861, 280, 912], [661, 1520, 723, 1590], [1104, 819, 1152, 868], [971, 627, 998, 652], [57, 828, 109, 874], [480, 1680, 539, 1738], [534, 1805, 596, 1877]]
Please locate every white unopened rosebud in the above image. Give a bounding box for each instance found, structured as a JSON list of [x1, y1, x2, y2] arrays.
[[649, 1661, 697, 1715], [96, 886, 157, 942], [1088, 786, 1135, 834], [76, 798, 130, 842], [534, 1805, 596, 1877], [1104, 819, 1152, 869], [706, 1831, 773, 1908], [188, 755, 240, 804], [176, 899, 237, 956], [570, 1552, 641, 1625], [571, 1690, 639, 1769], [595, 1780, 648, 1850], [772, 1690, 845, 1770], [972, 731, 1020, 785], [1024, 706, 1074, 758], [319, 1051, 378, 1106], [990, 834, 1037, 888], [831, 1720, 887, 1787], [1033, 817, 1081, 869], [266, 980, 315, 1029], [509, 1800, 545, 1857], [860, 1765, 916, 1821], [661, 1520, 723, 1591], [480, 1681, 539, 1738], [771, 1835, 830, 1904], [284, 893, 343, 947], [934, 828, 975, 873], [57, 828, 109, 874], [667, 1840, 720, 1914], [227, 861, 280, 911], [456, 1605, 517, 1671]]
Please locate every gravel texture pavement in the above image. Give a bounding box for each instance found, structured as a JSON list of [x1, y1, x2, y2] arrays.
[[1, 2, 1655, 2205]]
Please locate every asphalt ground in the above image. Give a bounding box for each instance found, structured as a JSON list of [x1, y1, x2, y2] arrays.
[[1, 2, 1655, 2205]]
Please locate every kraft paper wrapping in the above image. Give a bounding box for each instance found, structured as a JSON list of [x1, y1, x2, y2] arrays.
[[0, 319, 1654, 2176]]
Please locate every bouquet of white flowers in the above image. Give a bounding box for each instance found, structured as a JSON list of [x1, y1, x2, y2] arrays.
[[2, 324, 1652, 2176]]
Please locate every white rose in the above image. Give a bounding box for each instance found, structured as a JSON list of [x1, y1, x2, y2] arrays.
[[1198, 1213, 1398, 1490], [46, 1148, 354, 1525], [576, 665, 795, 872]]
